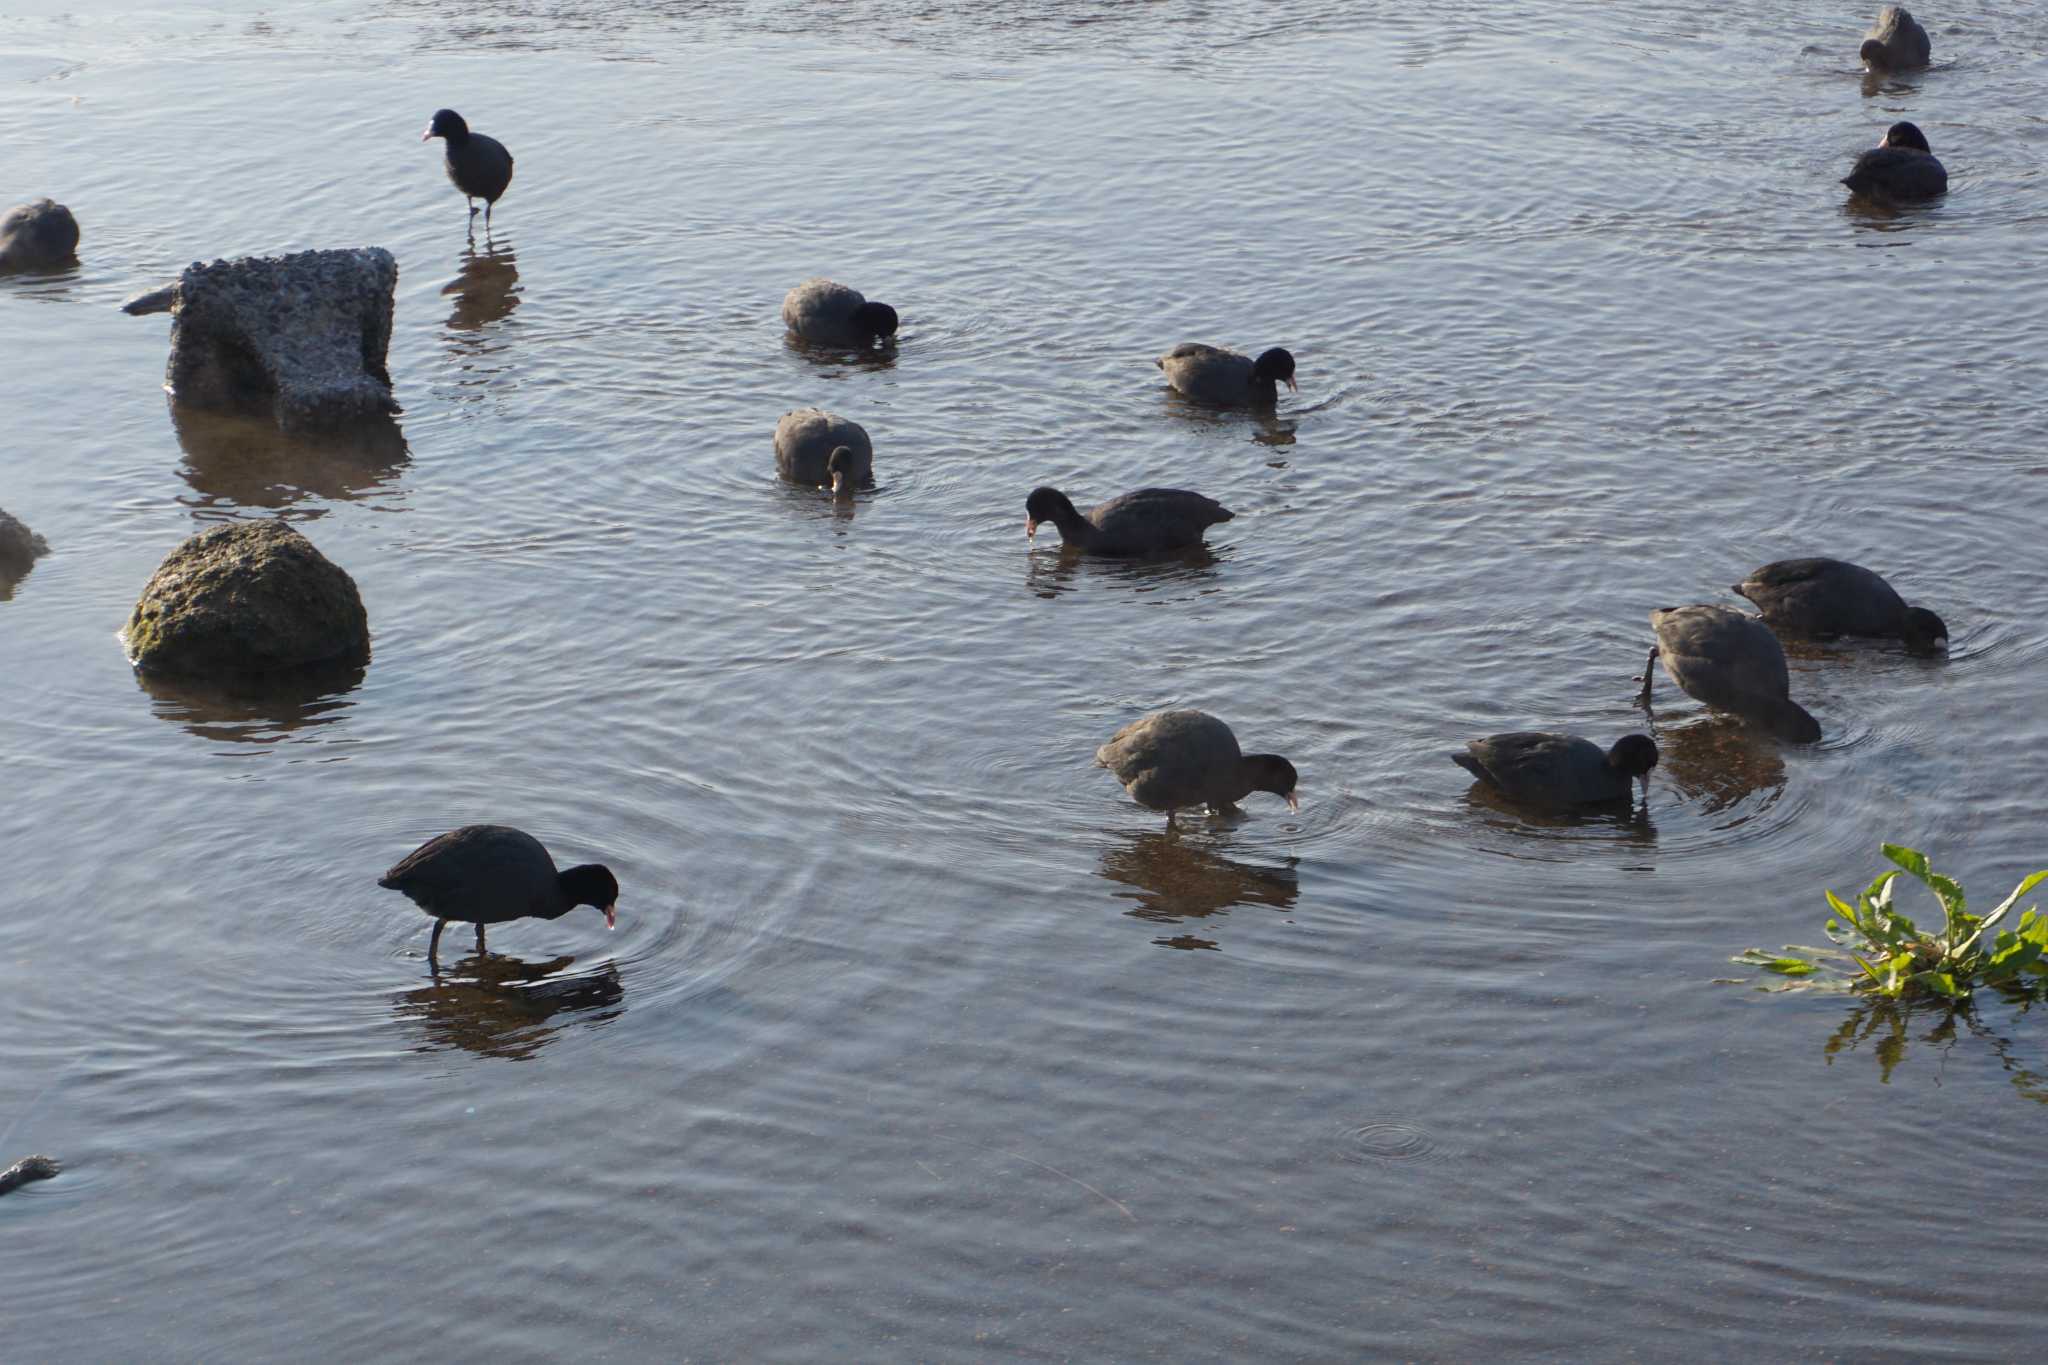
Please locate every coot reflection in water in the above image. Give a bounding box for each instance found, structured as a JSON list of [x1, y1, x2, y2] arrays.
[[171, 403, 409, 517], [394, 953, 624, 1061], [780, 328, 899, 375], [1654, 714, 1789, 814], [443, 240, 521, 332], [132, 655, 368, 745], [1024, 541, 1222, 601], [0, 552, 41, 602], [1096, 830, 1299, 950], [1458, 781, 1658, 851], [1159, 388, 1298, 448]]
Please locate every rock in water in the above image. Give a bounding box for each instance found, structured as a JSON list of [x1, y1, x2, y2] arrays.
[[0, 507, 50, 577], [0, 199, 78, 272], [124, 521, 369, 675], [123, 248, 399, 433], [0, 1155, 61, 1196]]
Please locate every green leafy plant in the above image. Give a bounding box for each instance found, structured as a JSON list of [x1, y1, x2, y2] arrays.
[[1735, 844, 2048, 1000]]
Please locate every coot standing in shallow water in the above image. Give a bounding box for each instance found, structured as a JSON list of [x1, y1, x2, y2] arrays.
[[1097, 710, 1299, 829], [1638, 605, 1823, 743], [422, 109, 514, 229], [1025, 486, 1233, 556], [380, 825, 617, 960], [1732, 558, 1947, 654], [1841, 121, 1947, 201]]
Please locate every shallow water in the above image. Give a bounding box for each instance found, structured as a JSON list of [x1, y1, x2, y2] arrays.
[[4, 0, 2047, 1357]]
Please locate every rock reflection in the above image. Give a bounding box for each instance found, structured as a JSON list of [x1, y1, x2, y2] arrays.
[[134, 656, 367, 744], [172, 402, 408, 517], [394, 952, 624, 1061], [1655, 714, 1787, 813], [1823, 997, 2048, 1104], [443, 239, 520, 332], [1098, 831, 1299, 949]]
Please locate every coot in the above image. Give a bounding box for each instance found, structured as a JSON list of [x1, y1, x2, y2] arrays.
[[1638, 606, 1823, 743], [781, 278, 898, 347], [1025, 486, 1232, 556], [0, 199, 79, 272], [422, 110, 514, 227], [1452, 732, 1659, 806], [1098, 710, 1299, 828], [1842, 121, 1947, 200], [1733, 557, 1947, 654], [1860, 6, 1930, 70], [380, 825, 617, 959], [1156, 343, 1297, 407], [774, 408, 874, 493]]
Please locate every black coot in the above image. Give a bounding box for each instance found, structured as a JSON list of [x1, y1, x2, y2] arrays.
[[1842, 121, 1946, 201], [1733, 557, 1947, 654], [1452, 732, 1659, 806], [1096, 709, 1299, 828], [423, 109, 515, 227], [380, 825, 617, 959], [1638, 606, 1823, 743], [1024, 486, 1233, 556]]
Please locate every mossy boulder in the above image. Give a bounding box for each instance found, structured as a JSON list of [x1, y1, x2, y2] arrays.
[[124, 520, 369, 675]]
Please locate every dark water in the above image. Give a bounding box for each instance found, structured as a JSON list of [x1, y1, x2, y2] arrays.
[[5, 1, 2047, 1357]]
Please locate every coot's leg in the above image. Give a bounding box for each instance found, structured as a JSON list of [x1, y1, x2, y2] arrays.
[[429, 918, 447, 964], [476, 924, 487, 955], [1165, 807, 1177, 831], [1635, 647, 1659, 708]]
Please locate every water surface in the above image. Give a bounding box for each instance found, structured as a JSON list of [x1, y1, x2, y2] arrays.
[[5, 1, 2047, 1357]]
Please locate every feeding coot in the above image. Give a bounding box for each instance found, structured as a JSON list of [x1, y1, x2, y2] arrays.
[[1097, 709, 1299, 828], [1156, 343, 1298, 407], [1860, 6, 1930, 70], [380, 825, 617, 959], [422, 109, 515, 228], [1638, 606, 1823, 743], [1733, 558, 1947, 655], [1841, 121, 1947, 201], [781, 278, 899, 347], [1024, 486, 1233, 557], [1452, 732, 1659, 806], [774, 408, 874, 494]]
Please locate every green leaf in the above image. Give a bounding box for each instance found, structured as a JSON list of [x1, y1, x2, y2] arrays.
[[1763, 958, 1817, 976], [1883, 844, 1931, 880], [1982, 934, 2042, 982], [1911, 971, 1965, 1000], [1980, 870, 2048, 931]]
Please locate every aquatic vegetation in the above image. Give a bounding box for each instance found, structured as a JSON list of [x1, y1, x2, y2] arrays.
[[1736, 844, 2048, 1000]]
